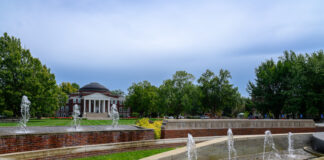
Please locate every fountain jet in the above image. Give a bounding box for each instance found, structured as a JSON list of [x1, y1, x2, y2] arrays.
[[187, 133, 197, 160], [227, 128, 237, 160], [72, 104, 81, 131], [263, 130, 281, 160], [111, 104, 119, 128], [288, 132, 295, 158], [19, 95, 31, 133]]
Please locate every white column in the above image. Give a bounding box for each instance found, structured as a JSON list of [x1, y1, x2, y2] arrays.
[[103, 100, 106, 113], [83, 99, 86, 115]]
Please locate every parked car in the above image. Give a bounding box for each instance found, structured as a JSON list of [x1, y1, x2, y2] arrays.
[[200, 115, 210, 119], [178, 115, 185, 119], [168, 116, 174, 119]]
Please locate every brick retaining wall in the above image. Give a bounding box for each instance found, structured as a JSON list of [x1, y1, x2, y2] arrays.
[[316, 126, 324, 132], [161, 127, 316, 139], [161, 119, 317, 139], [0, 129, 154, 154]]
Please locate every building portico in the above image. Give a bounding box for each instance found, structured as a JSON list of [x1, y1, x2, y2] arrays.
[[58, 82, 129, 119], [82, 93, 112, 116]]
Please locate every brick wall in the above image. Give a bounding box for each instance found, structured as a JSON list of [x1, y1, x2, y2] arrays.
[[316, 126, 324, 132], [161, 128, 316, 139], [0, 130, 154, 154]]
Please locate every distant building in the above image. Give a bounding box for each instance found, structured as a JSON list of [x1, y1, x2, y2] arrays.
[[57, 82, 130, 119]]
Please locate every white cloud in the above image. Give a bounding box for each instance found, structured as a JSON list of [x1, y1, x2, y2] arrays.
[[0, 0, 323, 96]]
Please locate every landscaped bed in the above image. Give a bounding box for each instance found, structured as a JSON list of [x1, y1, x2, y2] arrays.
[[74, 148, 174, 160]]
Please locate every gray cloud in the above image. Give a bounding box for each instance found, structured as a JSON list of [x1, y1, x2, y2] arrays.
[[1, 0, 323, 96]]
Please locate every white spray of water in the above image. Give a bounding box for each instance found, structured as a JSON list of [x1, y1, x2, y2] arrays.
[[187, 133, 197, 160], [288, 132, 295, 158], [19, 95, 30, 133], [72, 104, 81, 131], [227, 128, 237, 160], [263, 130, 281, 160], [111, 104, 119, 128]]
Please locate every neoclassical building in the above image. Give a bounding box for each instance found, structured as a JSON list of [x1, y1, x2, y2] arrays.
[[57, 82, 129, 119]]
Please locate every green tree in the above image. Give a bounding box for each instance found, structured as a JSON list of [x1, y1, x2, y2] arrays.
[[0, 33, 65, 118], [248, 50, 324, 118], [71, 82, 80, 90], [110, 89, 125, 96], [59, 82, 79, 95], [125, 81, 159, 117], [198, 69, 241, 117], [159, 71, 201, 116]]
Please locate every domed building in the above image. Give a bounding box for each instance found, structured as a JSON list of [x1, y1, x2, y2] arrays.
[[57, 82, 129, 119]]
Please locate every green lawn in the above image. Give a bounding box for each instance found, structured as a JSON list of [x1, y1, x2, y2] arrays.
[[0, 118, 162, 127], [75, 148, 174, 160]]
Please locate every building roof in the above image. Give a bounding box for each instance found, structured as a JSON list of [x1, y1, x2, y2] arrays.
[[79, 82, 109, 92]]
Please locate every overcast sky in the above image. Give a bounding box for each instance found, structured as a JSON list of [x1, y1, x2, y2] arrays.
[[1, 0, 323, 97]]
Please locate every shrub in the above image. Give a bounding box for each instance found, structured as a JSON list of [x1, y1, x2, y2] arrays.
[[131, 112, 139, 117], [2, 110, 13, 117], [136, 118, 162, 139], [244, 111, 250, 118]]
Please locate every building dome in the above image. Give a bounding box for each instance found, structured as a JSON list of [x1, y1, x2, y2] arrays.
[[79, 82, 109, 92]]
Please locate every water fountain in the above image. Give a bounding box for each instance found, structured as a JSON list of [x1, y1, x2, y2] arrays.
[[187, 133, 197, 160], [288, 132, 295, 158], [111, 104, 119, 128], [18, 95, 31, 133], [227, 128, 237, 160], [263, 130, 281, 160], [72, 104, 81, 131]]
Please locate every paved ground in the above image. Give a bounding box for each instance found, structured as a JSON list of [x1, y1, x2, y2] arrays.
[[0, 125, 141, 136]]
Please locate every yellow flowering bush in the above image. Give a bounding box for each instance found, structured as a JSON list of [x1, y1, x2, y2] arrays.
[[136, 118, 162, 139]]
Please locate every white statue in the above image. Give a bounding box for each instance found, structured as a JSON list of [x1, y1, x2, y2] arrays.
[[111, 104, 119, 128], [19, 95, 31, 133]]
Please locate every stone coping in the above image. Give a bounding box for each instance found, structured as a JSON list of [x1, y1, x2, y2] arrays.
[[164, 119, 315, 122], [141, 132, 314, 160], [162, 119, 315, 129], [0, 125, 148, 136], [316, 123, 324, 127]]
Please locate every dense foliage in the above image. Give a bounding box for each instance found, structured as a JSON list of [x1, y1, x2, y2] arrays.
[[159, 71, 202, 116], [198, 69, 242, 117], [110, 89, 125, 96], [248, 50, 324, 118], [0, 33, 67, 118], [59, 82, 79, 95], [125, 70, 242, 117], [136, 118, 162, 139], [125, 81, 159, 116]]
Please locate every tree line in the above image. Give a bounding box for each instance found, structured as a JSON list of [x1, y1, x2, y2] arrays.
[[1, 33, 323, 119], [0, 33, 85, 118], [125, 69, 243, 117], [247, 50, 323, 119], [0, 33, 68, 118]]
